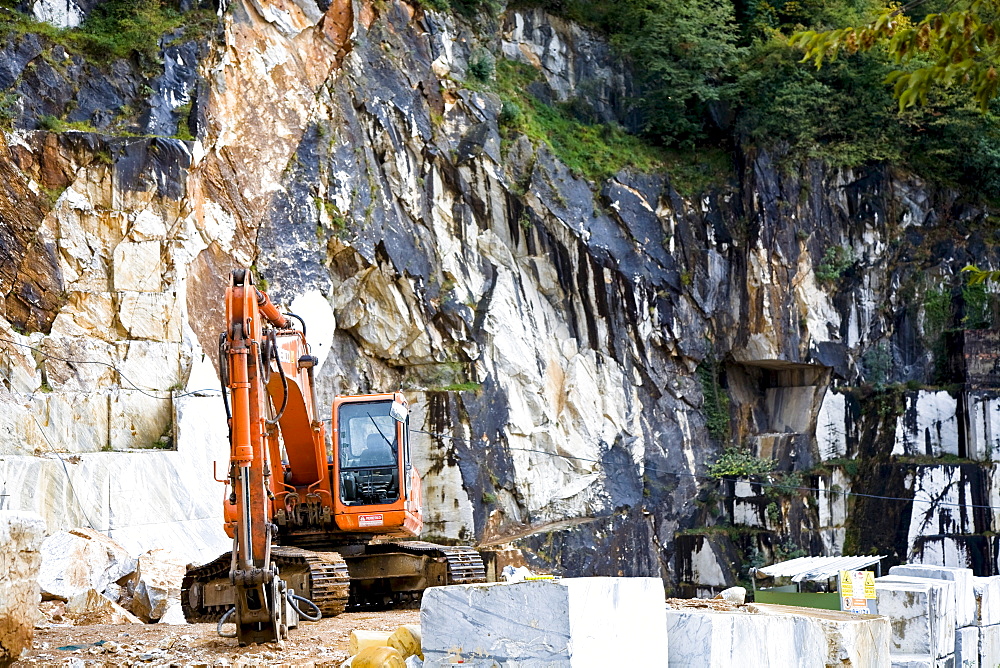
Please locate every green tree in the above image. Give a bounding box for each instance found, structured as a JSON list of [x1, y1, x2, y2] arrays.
[[791, 1, 1000, 110], [612, 0, 744, 145], [531, 0, 744, 145]]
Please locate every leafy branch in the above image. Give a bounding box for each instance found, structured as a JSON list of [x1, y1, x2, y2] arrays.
[[963, 263, 1000, 283], [791, 1, 1000, 111]]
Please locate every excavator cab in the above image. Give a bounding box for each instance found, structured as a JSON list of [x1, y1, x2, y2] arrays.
[[337, 400, 401, 504], [330, 393, 421, 537]]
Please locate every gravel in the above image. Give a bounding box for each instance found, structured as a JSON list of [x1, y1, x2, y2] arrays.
[[14, 609, 421, 667]]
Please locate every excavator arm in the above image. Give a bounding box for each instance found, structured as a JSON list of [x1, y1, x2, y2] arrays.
[[222, 268, 309, 644]]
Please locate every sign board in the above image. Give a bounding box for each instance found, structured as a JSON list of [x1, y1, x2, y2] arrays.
[[358, 514, 384, 528], [838, 570, 877, 614]]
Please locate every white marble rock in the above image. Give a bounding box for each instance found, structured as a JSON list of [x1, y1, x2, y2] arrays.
[[0, 393, 232, 567], [156, 602, 188, 625], [876, 576, 956, 659], [420, 578, 668, 666], [748, 603, 890, 668], [665, 608, 827, 668], [890, 564, 975, 628], [38, 528, 136, 601], [973, 577, 1000, 627], [955, 627, 979, 668], [980, 624, 1000, 668], [130, 549, 186, 622]]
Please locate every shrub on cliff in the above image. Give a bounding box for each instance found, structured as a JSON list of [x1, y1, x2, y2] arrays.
[[707, 448, 776, 478]]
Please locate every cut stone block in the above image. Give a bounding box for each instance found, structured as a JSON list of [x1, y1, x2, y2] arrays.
[[666, 608, 827, 668], [890, 565, 975, 628], [420, 578, 667, 666], [876, 576, 956, 659], [973, 577, 1000, 627], [955, 626, 979, 668], [0, 511, 45, 666], [980, 624, 1000, 668], [749, 603, 891, 668]]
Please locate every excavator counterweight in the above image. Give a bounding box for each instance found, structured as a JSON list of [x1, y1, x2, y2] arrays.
[[182, 269, 485, 644]]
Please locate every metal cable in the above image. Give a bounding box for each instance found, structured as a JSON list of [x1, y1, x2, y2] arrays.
[[410, 428, 1000, 512], [0, 336, 221, 399]]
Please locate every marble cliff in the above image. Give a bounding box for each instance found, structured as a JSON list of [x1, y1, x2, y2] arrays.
[[1, 0, 1000, 591]]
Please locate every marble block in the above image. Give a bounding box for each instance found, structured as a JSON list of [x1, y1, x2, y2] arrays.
[[420, 578, 667, 666], [749, 603, 890, 668], [665, 609, 828, 668], [876, 576, 956, 659], [980, 624, 1000, 668], [973, 577, 1000, 627], [38, 528, 136, 601], [890, 565, 976, 628], [955, 627, 979, 668]]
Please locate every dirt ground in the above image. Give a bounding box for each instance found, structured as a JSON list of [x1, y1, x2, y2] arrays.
[[14, 609, 421, 667]]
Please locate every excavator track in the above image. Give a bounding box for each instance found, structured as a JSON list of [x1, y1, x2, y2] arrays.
[[348, 541, 487, 609], [387, 540, 488, 585], [181, 548, 350, 622], [272, 546, 351, 617]]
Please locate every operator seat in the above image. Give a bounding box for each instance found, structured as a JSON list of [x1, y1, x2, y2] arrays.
[[361, 433, 396, 467]]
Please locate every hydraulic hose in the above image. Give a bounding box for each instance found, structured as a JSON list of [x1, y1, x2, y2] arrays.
[[286, 592, 322, 621], [283, 312, 306, 337], [218, 333, 231, 422], [217, 607, 237, 638], [265, 330, 288, 425]]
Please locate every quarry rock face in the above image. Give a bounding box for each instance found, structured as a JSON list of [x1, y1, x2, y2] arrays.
[[0, 511, 45, 666], [2, 0, 1000, 590]]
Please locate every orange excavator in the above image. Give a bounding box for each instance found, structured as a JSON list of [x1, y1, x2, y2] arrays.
[[181, 268, 485, 644]]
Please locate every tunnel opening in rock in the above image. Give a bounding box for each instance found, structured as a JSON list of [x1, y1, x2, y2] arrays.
[[728, 360, 831, 472]]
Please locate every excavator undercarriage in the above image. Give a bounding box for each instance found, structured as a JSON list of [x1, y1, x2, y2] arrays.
[[182, 541, 486, 622]]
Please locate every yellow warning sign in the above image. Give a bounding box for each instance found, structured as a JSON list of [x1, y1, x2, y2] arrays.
[[863, 571, 876, 598], [839, 570, 878, 614], [839, 570, 853, 596]]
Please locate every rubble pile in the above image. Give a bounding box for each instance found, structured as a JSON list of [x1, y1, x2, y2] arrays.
[[24, 632, 348, 667], [35, 528, 189, 628]]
